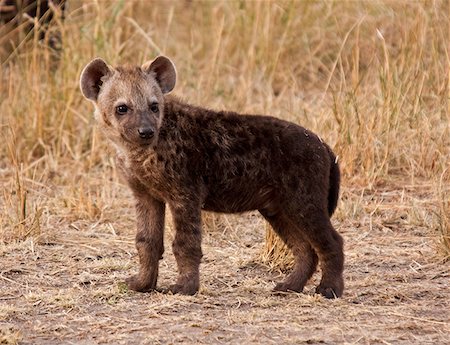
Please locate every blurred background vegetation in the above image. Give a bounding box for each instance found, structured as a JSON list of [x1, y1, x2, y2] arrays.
[[0, 0, 448, 258]]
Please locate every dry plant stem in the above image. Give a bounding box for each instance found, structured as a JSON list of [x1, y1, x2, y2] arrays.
[[437, 168, 450, 259]]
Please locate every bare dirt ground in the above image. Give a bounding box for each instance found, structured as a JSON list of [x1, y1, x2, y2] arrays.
[[1, 179, 449, 345]]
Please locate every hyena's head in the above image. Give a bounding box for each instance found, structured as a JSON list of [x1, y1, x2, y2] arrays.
[[80, 56, 176, 148]]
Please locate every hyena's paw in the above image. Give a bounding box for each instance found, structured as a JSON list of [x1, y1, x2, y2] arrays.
[[168, 275, 199, 295], [168, 284, 197, 296], [315, 278, 344, 299], [125, 274, 156, 293], [272, 281, 304, 294]]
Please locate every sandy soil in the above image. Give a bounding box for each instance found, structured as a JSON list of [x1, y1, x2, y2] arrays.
[[1, 183, 449, 345]]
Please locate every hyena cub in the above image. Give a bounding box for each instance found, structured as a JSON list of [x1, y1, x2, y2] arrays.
[[80, 56, 344, 298]]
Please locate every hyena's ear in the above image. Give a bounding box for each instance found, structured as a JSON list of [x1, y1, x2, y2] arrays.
[[80, 58, 112, 101], [142, 56, 177, 94]]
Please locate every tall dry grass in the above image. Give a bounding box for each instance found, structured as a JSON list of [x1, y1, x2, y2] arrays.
[[0, 1, 448, 256]]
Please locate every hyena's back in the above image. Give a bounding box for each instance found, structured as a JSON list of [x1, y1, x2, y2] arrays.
[[159, 102, 337, 217]]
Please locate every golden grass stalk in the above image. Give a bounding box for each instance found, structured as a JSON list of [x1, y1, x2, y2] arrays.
[[0, 1, 448, 266], [436, 168, 450, 260], [262, 223, 294, 271]]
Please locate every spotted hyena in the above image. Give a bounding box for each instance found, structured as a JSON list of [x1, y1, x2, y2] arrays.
[[80, 56, 344, 298]]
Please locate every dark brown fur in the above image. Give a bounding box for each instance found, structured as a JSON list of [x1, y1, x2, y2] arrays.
[[80, 56, 344, 298]]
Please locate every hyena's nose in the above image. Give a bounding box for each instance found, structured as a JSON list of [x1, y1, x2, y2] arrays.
[[138, 127, 154, 139]]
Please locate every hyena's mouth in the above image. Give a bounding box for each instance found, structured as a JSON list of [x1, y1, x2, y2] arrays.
[[139, 140, 154, 147]]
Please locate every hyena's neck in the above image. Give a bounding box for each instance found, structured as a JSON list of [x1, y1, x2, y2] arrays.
[[157, 97, 198, 144], [162, 96, 196, 126]]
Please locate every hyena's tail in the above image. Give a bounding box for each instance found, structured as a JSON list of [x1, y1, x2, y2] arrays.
[[327, 146, 340, 217]]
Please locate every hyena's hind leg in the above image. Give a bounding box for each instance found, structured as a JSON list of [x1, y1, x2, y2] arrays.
[[284, 207, 344, 299], [260, 209, 319, 293]]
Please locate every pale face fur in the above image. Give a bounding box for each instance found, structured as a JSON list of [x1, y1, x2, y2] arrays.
[[95, 67, 164, 148], [80, 56, 176, 150]]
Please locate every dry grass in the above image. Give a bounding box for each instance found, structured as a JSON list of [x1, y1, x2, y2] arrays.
[[0, 0, 449, 344]]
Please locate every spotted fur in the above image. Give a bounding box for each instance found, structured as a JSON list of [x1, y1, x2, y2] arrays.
[[80, 56, 344, 298]]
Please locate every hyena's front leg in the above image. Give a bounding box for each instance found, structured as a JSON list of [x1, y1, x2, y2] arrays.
[[126, 194, 165, 292], [169, 204, 203, 295]]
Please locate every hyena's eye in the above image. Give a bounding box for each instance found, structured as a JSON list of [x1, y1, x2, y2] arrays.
[[116, 104, 129, 115], [150, 103, 159, 113]]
